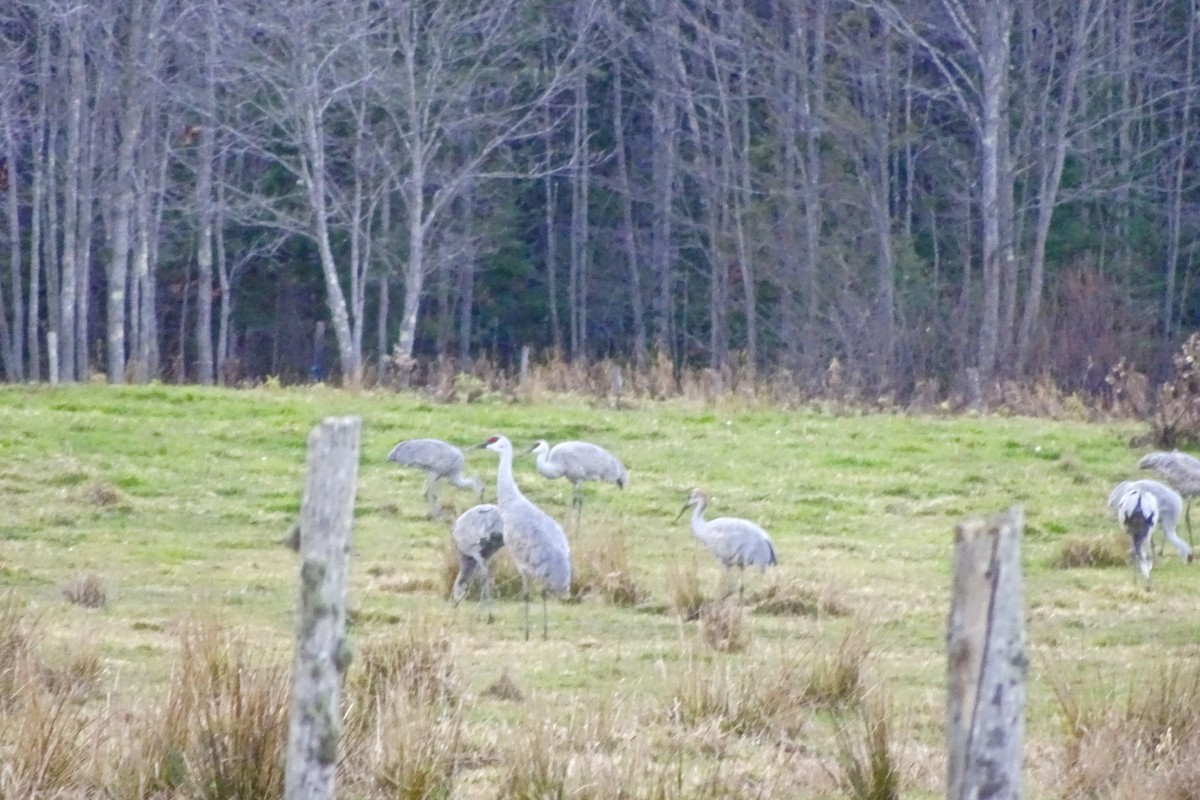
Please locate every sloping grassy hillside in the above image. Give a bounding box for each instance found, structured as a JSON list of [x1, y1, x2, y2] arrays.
[[0, 383, 1192, 798]]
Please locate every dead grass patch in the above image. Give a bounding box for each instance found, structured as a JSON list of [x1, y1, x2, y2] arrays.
[[483, 670, 524, 702], [63, 572, 108, 609], [751, 580, 853, 618], [1052, 534, 1129, 569], [665, 654, 812, 741], [804, 625, 874, 709], [700, 600, 748, 653], [77, 479, 128, 509], [831, 692, 906, 800], [668, 563, 707, 620], [1054, 661, 1200, 798], [570, 528, 645, 606], [350, 623, 459, 716]]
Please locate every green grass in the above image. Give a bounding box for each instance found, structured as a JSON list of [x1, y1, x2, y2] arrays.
[[0, 383, 1190, 797]]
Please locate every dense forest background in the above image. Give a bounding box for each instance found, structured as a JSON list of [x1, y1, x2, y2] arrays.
[[0, 0, 1197, 398]]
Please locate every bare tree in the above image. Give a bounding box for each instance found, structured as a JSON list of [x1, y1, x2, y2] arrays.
[[372, 0, 599, 363]]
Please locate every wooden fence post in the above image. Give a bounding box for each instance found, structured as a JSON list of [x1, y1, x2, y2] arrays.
[[285, 416, 361, 800], [946, 506, 1027, 800]]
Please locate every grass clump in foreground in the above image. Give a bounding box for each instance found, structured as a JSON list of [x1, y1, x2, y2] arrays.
[[1054, 662, 1200, 798], [1, 382, 1195, 797]]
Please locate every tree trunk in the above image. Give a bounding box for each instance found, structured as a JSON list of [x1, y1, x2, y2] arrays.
[[569, 59, 590, 362], [974, 0, 1013, 385], [649, 0, 679, 357], [194, 5, 218, 385], [2, 110, 25, 379], [610, 58, 647, 371], [58, 6, 86, 382], [300, 76, 360, 385]]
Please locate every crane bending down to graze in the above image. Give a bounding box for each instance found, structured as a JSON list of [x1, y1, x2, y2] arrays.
[[479, 435, 571, 641], [450, 504, 505, 622], [528, 439, 628, 527], [676, 488, 777, 605], [387, 438, 484, 519], [1139, 450, 1200, 547], [1108, 479, 1192, 575]]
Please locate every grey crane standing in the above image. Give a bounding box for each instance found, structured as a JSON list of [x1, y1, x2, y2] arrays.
[[528, 439, 628, 527], [1108, 479, 1192, 578], [1138, 450, 1200, 548], [449, 504, 506, 622], [387, 438, 484, 519], [479, 435, 572, 641], [676, 488, 778, 605]]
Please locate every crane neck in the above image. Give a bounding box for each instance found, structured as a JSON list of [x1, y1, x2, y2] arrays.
[[534, 449, 563, 480], [689, 503, 713, 543], [494, 445, 522, 506]]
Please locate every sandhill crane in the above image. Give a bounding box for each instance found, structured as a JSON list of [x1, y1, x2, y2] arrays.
[[450, 504, 505, 622], [1108, 479, 1192, 573], [676, 488, 777, 605], [1139, 450, 1200, 546], [528, 439, 628, 527], [479, 435, 571, 641], [387, 438, 484, 519]]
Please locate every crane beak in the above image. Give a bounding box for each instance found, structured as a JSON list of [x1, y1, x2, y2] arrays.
[[674, 503, 688, 522]]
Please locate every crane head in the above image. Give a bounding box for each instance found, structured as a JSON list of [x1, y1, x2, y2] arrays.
[[526, 440, 550, 455], [676, 488, 708, 521], [478, 435, 508, 454]]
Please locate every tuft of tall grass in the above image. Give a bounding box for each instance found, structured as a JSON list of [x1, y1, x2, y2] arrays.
[[751, 580, 852, 618], [1053, 661, 1200, 797], [0, 594, 104, 797], [831, 693, 904, 800], [804, 625, 873, 709], [665, 654, 812, 741], [343, 682, 463, 800], [570, 528, 645, 606], [63, 571, 108, 608], [351, 625, 459, 714], [118, 622, 290, 800], [1052, 534, 1130, 569], [495, 720, 571, 800], [668, 564, 707, 621], [0, 684, 98, 797], [700, 601, 747, 653]]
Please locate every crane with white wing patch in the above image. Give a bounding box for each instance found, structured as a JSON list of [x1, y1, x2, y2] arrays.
[[1108, 478, 1191, 581]]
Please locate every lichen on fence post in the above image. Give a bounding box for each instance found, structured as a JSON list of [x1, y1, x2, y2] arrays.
[[946, 506, 1027, 800], [285, 416, 361, 800]]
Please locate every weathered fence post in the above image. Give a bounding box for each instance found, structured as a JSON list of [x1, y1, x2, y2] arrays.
[[285, 416, 361, 800], [947, 506, 1027, 800]]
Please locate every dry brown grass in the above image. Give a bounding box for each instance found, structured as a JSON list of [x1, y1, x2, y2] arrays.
[[668, 563, 707, 621], [1054, 660, 1200, 798], [1052, 534, 1130, 569], [804, 625, 874, 709], [832, 691, 906, 800], [570, 527, 645, 606], [0, 595, 105, 797], [750, 580, 853, 618], [63, 572, 108, 608], [699, 600, 748, 653]]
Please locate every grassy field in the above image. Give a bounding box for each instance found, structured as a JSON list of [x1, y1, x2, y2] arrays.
[[1, 382, 1197, 798]]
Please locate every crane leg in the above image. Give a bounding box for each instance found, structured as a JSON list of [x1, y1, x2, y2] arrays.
[[541, 587, 549, 641], [572, 488, 584, 530], [521, 575, 531, 642], [424, 475, 441, 519], [479, 558, 495, 624], [1187, 498, 1195, 551]]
